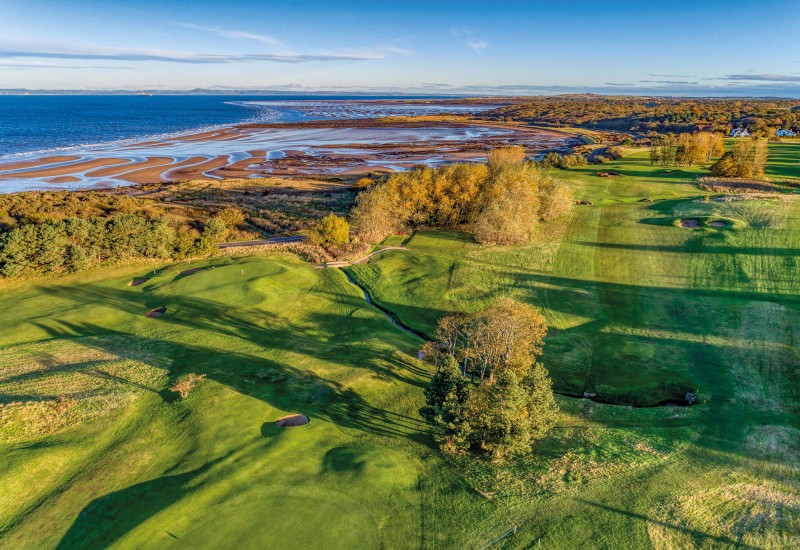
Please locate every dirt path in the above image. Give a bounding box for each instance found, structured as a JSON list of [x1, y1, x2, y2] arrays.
[[218, 235, 306, 249]]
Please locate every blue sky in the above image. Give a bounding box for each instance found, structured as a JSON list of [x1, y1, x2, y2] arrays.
[[1, 0, 799, 96]]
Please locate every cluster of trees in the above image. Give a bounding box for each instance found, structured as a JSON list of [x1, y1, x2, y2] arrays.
[[351, 147, 573, 245], [0, 190, 166, 230], [649, 132, 725, 166], [0, 212, 236, 279], [710, 140, 769, 178], [419, 299, 559, 461], [540, 152, 589, 170], [483, 95, 800, 135]]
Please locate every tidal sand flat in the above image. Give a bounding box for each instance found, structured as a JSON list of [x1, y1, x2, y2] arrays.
[[0, 123, 571, 192]]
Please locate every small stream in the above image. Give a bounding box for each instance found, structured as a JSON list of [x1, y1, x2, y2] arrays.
[[342, 269, 427, 340]]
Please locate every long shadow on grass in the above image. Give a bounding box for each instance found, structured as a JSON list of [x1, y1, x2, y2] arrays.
[[35, 278, 430, 391], [35, 319, 427, 441], [575, 498, 758, 549], [56, 453, 232, 549], [579, 241, 800, 257]]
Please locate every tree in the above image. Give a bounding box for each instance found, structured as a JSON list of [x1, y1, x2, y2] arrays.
[[539, 180, 573, 221], [540, 152, 562, 170], [311, 213, 350, 246], [711, 133, 725, 157], [471, 163, 540, 245], [350, 151, 569, 245], [521, 363, 559, 440], [420, 355, 471, 451], [487, 145, 526, 166], [465, 370, 531, 460], [649, 146, 660, 166], [711, 139, 769, 178], [710, 152, 737, 177], [350, 186, 402, 243], [433, 298, 547, 382], [420, 300, 558, 461]]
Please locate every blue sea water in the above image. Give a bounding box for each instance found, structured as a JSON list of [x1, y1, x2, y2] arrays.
[[0, 94, 465, 160]]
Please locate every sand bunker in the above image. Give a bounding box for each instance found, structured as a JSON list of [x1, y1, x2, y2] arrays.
[[128, 278, 150, 287], [145, 306, 167, 318], [276, 414, 309, 427], [680, 219, 701, 228], [708, 220, 728, 227]]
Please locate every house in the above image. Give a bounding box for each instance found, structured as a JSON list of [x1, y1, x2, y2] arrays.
[[777, 129, 797, 137], [730, 127, 750, 138]]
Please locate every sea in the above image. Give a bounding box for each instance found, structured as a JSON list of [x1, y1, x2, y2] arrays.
[[0, 95, 484, 161]]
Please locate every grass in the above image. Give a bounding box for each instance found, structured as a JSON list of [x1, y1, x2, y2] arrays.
[[764, 140, 800, 181], [2, 146, 800, 548]]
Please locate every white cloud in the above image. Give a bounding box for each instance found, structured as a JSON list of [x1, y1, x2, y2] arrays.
[[0, 41, 384, 64], [176, 23, 285, 47], [450, 28, 488, 53]]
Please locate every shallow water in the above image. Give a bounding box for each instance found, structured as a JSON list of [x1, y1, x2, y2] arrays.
[[0, 97, 512, 192]]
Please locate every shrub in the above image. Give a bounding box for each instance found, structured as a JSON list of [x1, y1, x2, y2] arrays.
[[559, 154, 588, 168], [169, 373, 206, 399], [311, 213, 350, 246], [539, 180, 574, 221], [487, 145, 526, 166]]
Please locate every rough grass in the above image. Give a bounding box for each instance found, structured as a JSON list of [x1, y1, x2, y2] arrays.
[[1, 146, 799, 548]]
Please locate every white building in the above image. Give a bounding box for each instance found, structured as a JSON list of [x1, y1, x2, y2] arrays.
[[730, 128, 750, 138], [776, 129, 797, 137]]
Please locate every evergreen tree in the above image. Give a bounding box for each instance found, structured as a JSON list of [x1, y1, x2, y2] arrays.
[[467, 370, 531, 460], [420, 355, 470, 450], [521, 363, 560, 440]]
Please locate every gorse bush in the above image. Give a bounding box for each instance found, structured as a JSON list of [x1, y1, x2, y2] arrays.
[[350, 147, 572, 245]]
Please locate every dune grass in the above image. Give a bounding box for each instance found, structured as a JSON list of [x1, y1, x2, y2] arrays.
[[1, 147, 800, 548]]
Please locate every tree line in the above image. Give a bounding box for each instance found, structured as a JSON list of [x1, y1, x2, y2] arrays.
[[419, 299, 559, 461], [709, 140, 769, 178], [0, 212, 236, 279], [648, 132, 725, 166], [483, 95, 800, 135], [350, 146, 573, 246]]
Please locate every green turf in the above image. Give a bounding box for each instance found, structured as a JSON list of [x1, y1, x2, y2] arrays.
[[2, 147, 800, 548], [764, 140, 800, 181]]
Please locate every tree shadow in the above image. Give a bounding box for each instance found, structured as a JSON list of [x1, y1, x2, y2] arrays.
[[574, 498, 758, 549], [55, 451, 237, 549]]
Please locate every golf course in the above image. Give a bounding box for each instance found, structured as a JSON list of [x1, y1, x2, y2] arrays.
[[1, 144, 799, 548]]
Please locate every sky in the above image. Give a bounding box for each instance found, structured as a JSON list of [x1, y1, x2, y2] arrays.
[[1, 0, 799, 96]]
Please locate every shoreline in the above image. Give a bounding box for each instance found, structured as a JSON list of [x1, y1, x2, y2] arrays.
[[0, 117, 577, 193]]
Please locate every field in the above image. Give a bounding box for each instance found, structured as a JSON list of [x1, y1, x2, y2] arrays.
[[1, 147, 800, 548], [764, 140, 800, 181]]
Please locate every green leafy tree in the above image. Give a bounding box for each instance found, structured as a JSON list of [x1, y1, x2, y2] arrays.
[[540, 152, 562, 170]]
